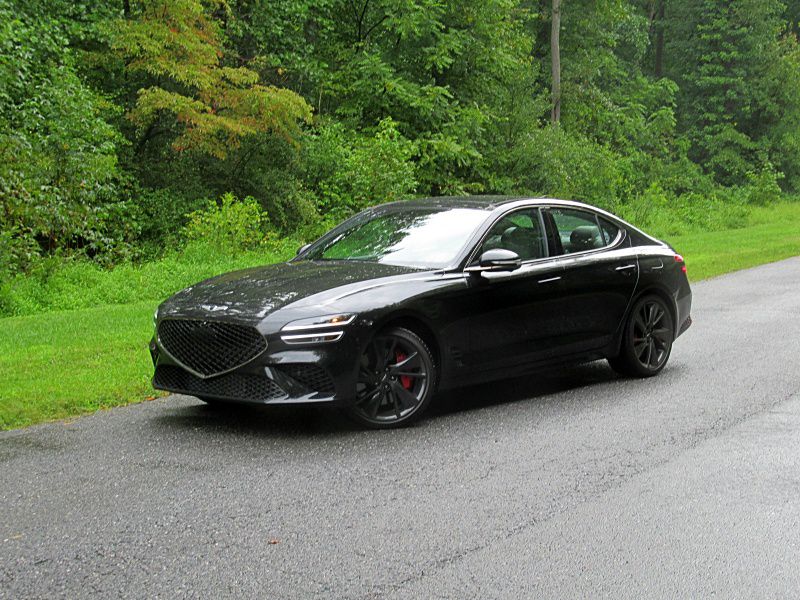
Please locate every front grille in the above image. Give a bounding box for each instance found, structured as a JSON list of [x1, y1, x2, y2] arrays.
[[157, 319, 267, 377], [153, 365, 286, 402], [277, 364, 336, 395]]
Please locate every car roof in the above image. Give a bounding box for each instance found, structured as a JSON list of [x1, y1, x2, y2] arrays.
[[375, 196, 521, 210], [379, 195, 600, 211]]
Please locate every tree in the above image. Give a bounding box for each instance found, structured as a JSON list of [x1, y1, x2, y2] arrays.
[[551, 0, 562, 123], [662, 0, 795, 185], [109, 0, 311, 159], [0, 0, 127, 272]]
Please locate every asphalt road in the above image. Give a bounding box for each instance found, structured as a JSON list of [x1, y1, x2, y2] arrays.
[[2, 257, 800, 599]]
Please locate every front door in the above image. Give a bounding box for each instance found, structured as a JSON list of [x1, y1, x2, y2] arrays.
[[462, 208, 567, 373]]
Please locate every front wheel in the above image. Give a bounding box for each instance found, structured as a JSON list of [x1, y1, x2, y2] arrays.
[[609, 295, 674, 377], [345, 327, 437, 429]]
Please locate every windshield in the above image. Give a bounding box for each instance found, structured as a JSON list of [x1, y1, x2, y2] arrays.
[[305, 208, 488, 268]]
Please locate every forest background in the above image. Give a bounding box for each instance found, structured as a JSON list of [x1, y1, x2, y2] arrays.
[[2, 0, 800, 315]]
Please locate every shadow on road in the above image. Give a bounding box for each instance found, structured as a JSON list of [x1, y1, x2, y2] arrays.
[[149, 361, 622, 437], [432, 360, 620, 417]]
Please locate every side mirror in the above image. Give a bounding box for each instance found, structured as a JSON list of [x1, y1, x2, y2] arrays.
[[297, 243, 311, 256], [466, 248, 522, 273]]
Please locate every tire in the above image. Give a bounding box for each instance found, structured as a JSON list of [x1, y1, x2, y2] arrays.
[[609, 294, 674, 377], [345, 327, 438, 429]]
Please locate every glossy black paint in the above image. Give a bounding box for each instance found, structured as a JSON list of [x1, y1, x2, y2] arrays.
[[151, 197, 692, 408]]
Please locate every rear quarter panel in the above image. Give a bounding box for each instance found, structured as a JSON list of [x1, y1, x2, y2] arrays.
[[635, 245, 692, 337]]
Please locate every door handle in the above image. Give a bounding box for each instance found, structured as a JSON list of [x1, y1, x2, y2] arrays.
[[615, 264, 636, 272], [538, 276, 561, 284], [652, 260, 664, 270]]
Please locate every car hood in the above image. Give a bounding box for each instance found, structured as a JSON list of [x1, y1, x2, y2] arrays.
[[158, 260, 425, 322]]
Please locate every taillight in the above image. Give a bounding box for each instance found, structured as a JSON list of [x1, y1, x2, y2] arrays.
[[675, 254, 687, 273]]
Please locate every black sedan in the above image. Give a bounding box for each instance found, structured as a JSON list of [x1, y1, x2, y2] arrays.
[[150, 196, 692, 428]]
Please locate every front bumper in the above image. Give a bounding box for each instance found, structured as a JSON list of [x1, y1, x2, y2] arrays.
[[149, 328, 363, 406]]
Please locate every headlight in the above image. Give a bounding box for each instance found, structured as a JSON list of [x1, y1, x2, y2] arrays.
[[280, 313, 355, 345], [281, 314, 355, 331]]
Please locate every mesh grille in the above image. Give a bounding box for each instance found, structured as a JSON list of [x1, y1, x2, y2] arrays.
[[277, 364, 336, 395], [153, 365, 286, 401], [157, 319, 267, 377]]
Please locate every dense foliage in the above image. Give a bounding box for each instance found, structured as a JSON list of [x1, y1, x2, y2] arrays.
[[2, 0, 800, 292]]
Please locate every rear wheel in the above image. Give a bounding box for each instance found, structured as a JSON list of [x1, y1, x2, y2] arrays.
[[346, 327, 437, 429], [609, 295, 674, 377]]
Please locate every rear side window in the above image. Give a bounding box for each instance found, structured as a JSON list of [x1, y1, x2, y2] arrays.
[[599, 218, 620, 245], [547, 208, 607, 255]]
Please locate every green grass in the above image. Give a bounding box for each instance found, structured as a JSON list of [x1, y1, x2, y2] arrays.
[[0, 301, 156, 429], [0, 239, 298, 317], [1, 201, 799, 430], [665, 202, 800, 281]]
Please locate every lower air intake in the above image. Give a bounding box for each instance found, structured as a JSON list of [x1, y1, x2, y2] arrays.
[[153, 365, 286, 402], [277, 364, 336, 395]]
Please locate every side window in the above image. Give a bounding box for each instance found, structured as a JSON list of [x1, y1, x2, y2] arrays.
[[480, 209, 545, 261], [599, 218, 620, 245], [547, 208, 606, 255]]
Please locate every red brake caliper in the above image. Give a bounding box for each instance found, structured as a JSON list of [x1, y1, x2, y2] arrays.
[[395, 351, 413, 390]]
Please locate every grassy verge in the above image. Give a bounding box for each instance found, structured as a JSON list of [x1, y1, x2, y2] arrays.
[[0, 238, 298, 317], [0, 301, 155, 429], [665, 202, 800, 281], [1, 201, 799, 429]]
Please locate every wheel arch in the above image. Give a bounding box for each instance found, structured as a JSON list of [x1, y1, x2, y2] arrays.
[[374, 311, 442, 371], [611, 283, 679, 357], [630, 284, 679, 335]]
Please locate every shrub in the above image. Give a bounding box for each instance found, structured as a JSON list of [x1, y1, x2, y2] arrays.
[[135, 187, 207, 253], [744, 165, 784, 206], [0, 226, 40, 279], [512, 126, 629, 211], [302, 118, 417, 220], [183, 192, 266, 250], [0, 236, 300, 318], [618, 183, 750, 238]]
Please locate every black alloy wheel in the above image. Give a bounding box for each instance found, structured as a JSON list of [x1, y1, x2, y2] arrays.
[[347, 327, 437, 428], [609, 295, 674, 377]]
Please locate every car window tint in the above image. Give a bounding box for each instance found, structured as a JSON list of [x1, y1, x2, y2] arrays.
[[599, 218, 620, 245], [548, 208, 605, 255], [480, 209, 545, 261]]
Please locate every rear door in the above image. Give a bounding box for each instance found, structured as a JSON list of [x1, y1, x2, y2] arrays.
[[541, 206, 639, 354]]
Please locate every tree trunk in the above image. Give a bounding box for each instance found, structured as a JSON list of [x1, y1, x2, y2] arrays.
[[654, 0, 665, 78], [551, 0, 562, 124]]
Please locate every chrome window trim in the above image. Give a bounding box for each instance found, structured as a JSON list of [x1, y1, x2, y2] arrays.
[[462, 204, 626, 274]]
